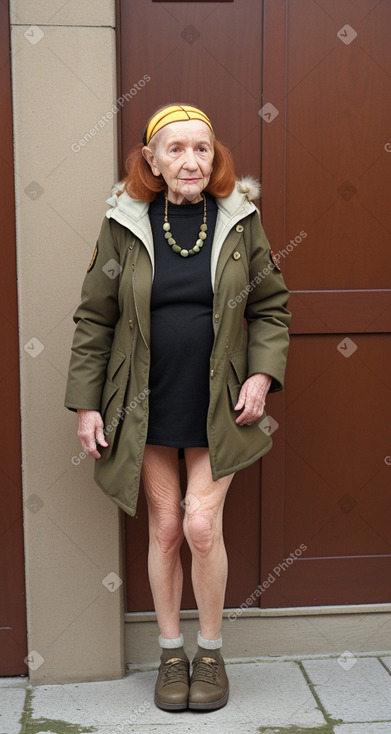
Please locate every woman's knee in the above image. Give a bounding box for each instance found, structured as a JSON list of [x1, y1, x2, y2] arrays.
[[183, 509, 215, 556], [151, 509, 184, 554], [145, 481, 183, 553]]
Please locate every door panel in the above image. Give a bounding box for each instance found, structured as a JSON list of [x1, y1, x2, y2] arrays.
[[0, 2, 28, 675], [285, 335, 390, 558], [260, 0, 391, 607], [121, 0, 264, 612]]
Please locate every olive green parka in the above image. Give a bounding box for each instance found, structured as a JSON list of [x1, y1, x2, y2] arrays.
[[65, 178, 291, 516]]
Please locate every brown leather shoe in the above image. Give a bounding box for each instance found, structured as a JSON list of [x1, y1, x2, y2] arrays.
[[188, 654, 229, 710], [154, 656, 190, 711]]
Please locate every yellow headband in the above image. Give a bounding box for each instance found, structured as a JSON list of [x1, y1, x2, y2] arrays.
[[143, 104, 214, 145]]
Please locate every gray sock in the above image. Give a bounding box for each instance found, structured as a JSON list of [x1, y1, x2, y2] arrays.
[[194, 630, 223, 661], [197, 630, 222, 649], [159, 633, 188, 663]]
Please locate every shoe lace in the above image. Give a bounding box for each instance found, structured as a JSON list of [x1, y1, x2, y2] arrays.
[[191, 657, 219, 684], [161, 657, 189, 685]]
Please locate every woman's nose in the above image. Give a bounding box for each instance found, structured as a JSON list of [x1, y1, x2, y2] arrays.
[[183, 149, 198, 170]]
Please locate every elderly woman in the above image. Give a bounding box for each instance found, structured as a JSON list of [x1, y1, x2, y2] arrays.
[[65, 104, 291, 712]]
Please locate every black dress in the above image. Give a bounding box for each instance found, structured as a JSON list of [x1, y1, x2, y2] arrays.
[[146, 191, 217, 447]]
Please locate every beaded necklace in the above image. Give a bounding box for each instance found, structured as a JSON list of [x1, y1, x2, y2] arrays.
[[163, 190, 208, 257]]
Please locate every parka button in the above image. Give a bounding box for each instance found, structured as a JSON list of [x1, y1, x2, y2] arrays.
[[214, 313, 220, 321], [233, 251, 241, 260], [129, 319, 133, 329], [236, 224, 244, 233], [210, 369, 215, 378]]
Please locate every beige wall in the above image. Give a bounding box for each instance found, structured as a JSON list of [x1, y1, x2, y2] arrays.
[[10, 0, 124, 684], [125, 608, 391, 669]]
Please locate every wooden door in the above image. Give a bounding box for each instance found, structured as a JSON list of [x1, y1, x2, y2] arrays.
[[260, 0, 391, 606], [120, 0, 391, 612], [119, 0, 264, 611], [0, 2, 28, 674]]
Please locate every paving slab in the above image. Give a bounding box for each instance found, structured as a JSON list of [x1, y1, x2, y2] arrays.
[[88, 723, 276, 734], [303, 656, 391, 722], [227, 661, 326, 728], [335, 726, 391, 734], [30, 661, 326, 731], [0, 688, 26, 734]]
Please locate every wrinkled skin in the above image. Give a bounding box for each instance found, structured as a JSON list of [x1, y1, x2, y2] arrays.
[[141, 119, 214, 204]]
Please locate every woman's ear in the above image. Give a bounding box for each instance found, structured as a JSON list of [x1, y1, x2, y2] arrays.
[[142, 146, 160, 176]]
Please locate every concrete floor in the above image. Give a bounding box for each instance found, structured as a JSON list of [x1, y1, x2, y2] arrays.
[[2, 652, 391, 733]]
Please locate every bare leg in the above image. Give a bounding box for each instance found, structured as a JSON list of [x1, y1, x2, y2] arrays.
[[141, 445, 184, 639], [183, 447, 234, 640]]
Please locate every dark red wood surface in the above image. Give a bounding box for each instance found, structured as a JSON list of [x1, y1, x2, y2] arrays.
[[122, 0, 391, 612], [121, 0, 264, 611], [0, 2, 28, 674], [261, 0, 391, 606]]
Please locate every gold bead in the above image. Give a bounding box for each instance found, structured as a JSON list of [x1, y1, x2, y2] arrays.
[[172, 244, 181, 253], [199, 231, 207, 240], [168, 237, 176, 245], [163, 222, 170, 231], [180, 249, 189, 257], [200, 224, 208, 231]]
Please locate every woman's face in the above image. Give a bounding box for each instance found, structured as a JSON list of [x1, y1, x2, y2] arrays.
[[142, 120, 214, 204]]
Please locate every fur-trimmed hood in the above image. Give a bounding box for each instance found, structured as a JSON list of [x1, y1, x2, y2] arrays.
[[236, 176, 261, 201]]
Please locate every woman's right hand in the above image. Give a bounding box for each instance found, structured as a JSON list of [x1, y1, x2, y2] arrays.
[[77, 409, 109, 459]]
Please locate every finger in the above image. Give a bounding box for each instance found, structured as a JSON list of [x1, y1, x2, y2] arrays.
[[82, 441, 102, 459], [96, 428, 109, 448], [88, 447, 102, 459], [235, 395, 254, 424], [235, 408, 253, 425], [235, 400, 265, 425], [234, 387, 246, 411], [236, 413, 257, 426]]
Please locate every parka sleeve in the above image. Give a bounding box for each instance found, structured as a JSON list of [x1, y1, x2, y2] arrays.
[[244, 210, 291, 392], [64, 216, 121, 411]]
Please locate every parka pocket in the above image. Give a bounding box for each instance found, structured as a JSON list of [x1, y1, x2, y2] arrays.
[[106, 350, 127, 382], [101, 350, 127, 416], [227, 350, 248, 409], [101, 379, 119, 417]]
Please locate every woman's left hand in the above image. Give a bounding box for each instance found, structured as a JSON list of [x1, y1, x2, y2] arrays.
[[234, 372, 272, 425]]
